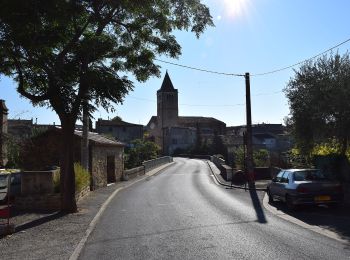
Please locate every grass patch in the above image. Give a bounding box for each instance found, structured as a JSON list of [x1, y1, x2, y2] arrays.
[[53, 163, 90, 193]]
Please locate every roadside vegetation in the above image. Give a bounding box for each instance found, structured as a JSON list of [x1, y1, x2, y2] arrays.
[[124, 139, 160, 169], [284, 52, 350, 181], [53, 163, 90, 193], [284, 52, 350, 159], [0, 0, 213, 212]]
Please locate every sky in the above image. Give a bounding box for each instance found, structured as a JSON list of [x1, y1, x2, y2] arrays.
[[1, 0, 350, 127]]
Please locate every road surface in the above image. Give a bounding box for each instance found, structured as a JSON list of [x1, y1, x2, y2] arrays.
[[79, 158, 350, 259]]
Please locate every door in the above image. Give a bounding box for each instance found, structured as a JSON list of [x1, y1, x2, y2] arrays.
[[107, 156, 116, 183], [270, 171, 285, 200]]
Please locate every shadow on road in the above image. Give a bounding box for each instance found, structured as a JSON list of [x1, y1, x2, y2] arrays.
[[270, 200, 350, 243], [248, 185, 267, 224]]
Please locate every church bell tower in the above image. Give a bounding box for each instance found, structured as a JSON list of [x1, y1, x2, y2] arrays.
[[157, 71, 178, 128]]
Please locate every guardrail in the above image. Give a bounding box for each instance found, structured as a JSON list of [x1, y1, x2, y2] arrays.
[[142, 156, 173, 173]]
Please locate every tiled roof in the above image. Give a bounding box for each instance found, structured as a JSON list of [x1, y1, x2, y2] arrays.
[[146, 116, 158, 128], [97, 119, 143, 127], [74, 130, 124, 146], [178, 116, 225, 125]]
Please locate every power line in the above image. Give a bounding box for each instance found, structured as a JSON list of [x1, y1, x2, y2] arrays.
[[251, 37, 350, 76], [128, 91, 281, 107], [128, 96, 244, 107], [154, 59, 245, 77], [155, 36, 350, 77]]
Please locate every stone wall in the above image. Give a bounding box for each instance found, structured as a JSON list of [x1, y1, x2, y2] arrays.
[[143, 156, 173, 172], [15, 186, 90, 210], [90, 145, 123, 189], [21, 170, 58, 195], [124, 166, 145, 179], [15, 193, 61, 211], [211, 155, 233, 181]]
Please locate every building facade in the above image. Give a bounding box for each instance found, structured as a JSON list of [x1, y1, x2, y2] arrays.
[[147, 72, 226, 155], [20, 128, 124, 190], [96, 118, 143, 146]]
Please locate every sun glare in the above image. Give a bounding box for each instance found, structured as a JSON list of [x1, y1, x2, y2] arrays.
[[222, 0, 249, 18]]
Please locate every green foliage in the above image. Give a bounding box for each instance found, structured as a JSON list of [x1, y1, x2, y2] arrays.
[[125, 139, 160, 169], [111, 116, 122, 122], [53, 163, 90, 193], [0, 0, 213, 211], [254, 149, 270, 167], [74, 162, 90, 193], [285, 52, 350, 156], [232, 146, 270, 169], [5, 135, 20, 169]]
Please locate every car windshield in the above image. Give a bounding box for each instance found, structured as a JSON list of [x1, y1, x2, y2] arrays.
[[293, 170, 329, 181]]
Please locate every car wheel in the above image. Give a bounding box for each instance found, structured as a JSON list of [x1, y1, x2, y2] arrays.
[[286, 195, 296, 210], [267, 189, 274, 204]]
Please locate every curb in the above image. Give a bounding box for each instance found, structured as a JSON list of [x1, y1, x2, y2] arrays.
[[206, 161, 267, 191], [262, 193, 348, 244], [69, 162, 175, 260]]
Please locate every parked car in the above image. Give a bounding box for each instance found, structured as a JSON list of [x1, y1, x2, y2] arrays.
[[0, 172, 21, 205], [267, 169, 343, 210]]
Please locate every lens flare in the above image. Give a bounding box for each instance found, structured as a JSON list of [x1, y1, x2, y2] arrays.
[[222, 0, 250, 18]]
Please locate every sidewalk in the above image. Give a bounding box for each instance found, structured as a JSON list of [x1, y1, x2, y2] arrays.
[[206, 161, 270, 191], [0, 163, 174, 260]]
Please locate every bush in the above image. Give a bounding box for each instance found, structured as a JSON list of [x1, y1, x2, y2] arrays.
[[74, 163, 90, 192], [125, 139, 160, 169], [53, 163, 90, 193]]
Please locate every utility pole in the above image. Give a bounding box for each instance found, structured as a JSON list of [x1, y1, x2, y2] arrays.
[[245, 72, 255, 187]]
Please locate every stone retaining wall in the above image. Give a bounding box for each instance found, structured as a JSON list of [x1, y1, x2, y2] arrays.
[[211, 155, 233, 181], [14, 185, 90, 211], [143, 156, 173, 173], [21, 170, 58, 195], [124, 166, 145, 180]]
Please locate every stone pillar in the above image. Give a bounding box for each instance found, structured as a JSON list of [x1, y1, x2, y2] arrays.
[[0, 100, 8, 167]]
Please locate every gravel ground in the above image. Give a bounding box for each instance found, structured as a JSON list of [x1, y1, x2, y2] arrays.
[[0, 164, 172, 260], [0, 181, 128, 260]]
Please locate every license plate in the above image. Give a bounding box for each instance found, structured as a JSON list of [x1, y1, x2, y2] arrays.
[[315, 195, 331, 201]]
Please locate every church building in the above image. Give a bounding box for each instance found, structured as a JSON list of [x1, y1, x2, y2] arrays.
[[147, 72, 226, 155]]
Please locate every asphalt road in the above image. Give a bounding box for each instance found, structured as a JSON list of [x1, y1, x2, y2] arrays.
[[79, 158, 350, 259]]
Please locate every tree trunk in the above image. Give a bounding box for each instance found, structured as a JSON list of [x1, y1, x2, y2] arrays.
[[60, 117, 77, 213]]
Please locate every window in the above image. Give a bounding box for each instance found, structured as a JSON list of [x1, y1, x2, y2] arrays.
[[275, 171, 284, 182], [281, 171, 290, 183], [293, 170, 327, 181]]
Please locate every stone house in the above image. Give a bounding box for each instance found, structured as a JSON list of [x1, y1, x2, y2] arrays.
[[96, 118, 143, 146], [20, 127, 124, 190], [163, 126, 197, 155]]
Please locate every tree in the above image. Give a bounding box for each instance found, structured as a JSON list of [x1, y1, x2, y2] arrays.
[[285, 52, 350, 157], [125, 139, 160, 169], [232, 146, 269, 169], [0, 0, 213, 212]]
